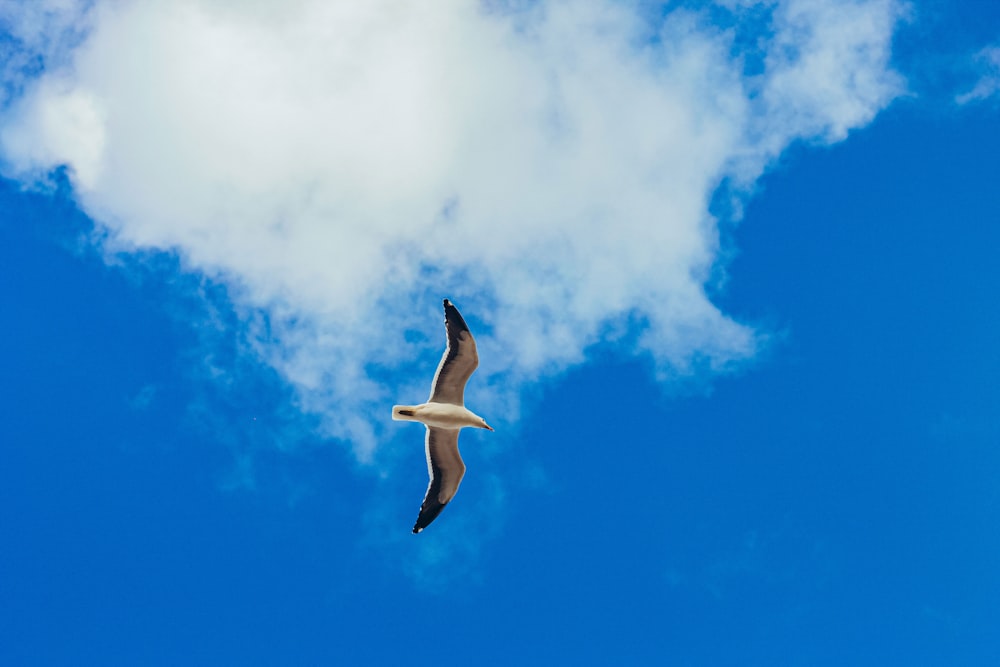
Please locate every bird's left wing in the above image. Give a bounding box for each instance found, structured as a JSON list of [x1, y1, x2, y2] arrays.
[[413, 427, 466, 534]]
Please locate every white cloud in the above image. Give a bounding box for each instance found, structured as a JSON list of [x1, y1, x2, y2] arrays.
[[956, 45, 1000, 105], [0, 0, 906, 459], [0, 0, 92, 104], [751, 0, 908, 155]]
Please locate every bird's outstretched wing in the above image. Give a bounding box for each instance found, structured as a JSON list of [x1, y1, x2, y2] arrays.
[[413, 426, 466, 534], [428, 299, 479, 406]]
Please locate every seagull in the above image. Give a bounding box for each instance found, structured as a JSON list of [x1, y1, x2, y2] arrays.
[[392, 299, 493, 534]]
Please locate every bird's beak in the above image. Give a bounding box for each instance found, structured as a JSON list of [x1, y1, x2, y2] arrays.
[[484, 423, 494, 432]]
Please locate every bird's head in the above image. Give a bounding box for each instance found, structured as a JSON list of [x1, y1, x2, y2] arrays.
[[480, 418, 494, 432]]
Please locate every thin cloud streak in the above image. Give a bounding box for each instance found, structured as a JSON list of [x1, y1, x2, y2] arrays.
[[0, 0, 906, 459], [955, 45, 1000, 104]]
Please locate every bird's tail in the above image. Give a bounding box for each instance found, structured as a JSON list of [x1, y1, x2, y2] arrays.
[[392, 405, 418, 421]]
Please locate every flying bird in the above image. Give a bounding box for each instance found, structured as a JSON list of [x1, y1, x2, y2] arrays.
[[392, 299, 493, 533]]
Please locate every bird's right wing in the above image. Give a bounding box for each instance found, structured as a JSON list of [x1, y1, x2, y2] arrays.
[[428, 299, 479, 406], [413, 427, 466, 534]]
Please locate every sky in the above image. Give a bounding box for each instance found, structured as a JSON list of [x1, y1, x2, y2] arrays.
[[1, 0, 999, 664]]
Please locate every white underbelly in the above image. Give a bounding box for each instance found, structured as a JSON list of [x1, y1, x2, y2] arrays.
[[416, 402, 477, 429]]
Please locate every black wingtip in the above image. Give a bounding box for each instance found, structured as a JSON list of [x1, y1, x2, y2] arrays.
[[412, 526, 422, 534], [442, 299, 470, 333]]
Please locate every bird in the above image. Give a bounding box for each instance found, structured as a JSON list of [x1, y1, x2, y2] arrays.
[[392, 299, 493, 534]]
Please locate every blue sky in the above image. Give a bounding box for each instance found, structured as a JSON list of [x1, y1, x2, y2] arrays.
[[2, 1, 1000, 665]]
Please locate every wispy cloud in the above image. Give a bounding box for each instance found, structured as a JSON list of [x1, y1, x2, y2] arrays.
[[955, 45, 1000, 105], [0, 0, 907, 460], [127, 383, 157, 411], [0, 0, 92, 105]]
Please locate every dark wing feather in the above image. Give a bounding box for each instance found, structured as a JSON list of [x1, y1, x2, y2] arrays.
[[412, 427, 466, 534], [428, 299, 479, 406]]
